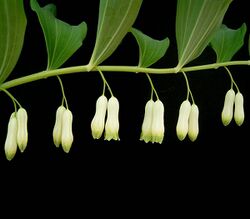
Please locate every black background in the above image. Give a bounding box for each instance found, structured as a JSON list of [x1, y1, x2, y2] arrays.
[[0, 0, 249, 200]]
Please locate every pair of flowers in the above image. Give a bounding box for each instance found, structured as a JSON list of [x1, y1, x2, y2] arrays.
[[140, 99, 165, 144], [4, 108, 28, 161], [221, 89, 244, 126], [91, 95, 120, 141], [176, 100, 199, 141], [53, 106, 73, 153]]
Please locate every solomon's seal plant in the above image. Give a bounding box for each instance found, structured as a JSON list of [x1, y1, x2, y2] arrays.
[[0, 0, 249, 160]]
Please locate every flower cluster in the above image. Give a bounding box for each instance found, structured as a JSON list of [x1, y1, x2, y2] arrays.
[[53, 106, 74, 153], [140, 99, 165, 144], [221, 89, 244, 126], [4, 108, 28, 161], [91, 95, 120, 141], [176, 100, 199, 141], [2, 81, 245, 161]]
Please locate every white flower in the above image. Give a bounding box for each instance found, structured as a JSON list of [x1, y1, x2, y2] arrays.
[[16, 107, 28, 152], [176, 100, 191, 141], [151, 100, 165, 144], [140, 99, 165, 144], [188, 104, 199, 142], [140, 100, 154, 143], [4, 113, 18, 161], [104, 96, 120, 141], [221, 89, 235, 126], [61, 109, 74, 153], [91, 95, 108, 139], [234, 92, 244, 126], [53, 105, 66, 147]]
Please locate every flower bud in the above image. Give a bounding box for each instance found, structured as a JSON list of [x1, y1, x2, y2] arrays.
[[16, 107, 28, 152], [105, 96, 120, 141], [188, 104, 199, 142], [176, 100, 191, 141], [53, 105, 66, 147], [151, 100, 165, 144], [234, 92, 244, 126], [4, 113, 18, 161], [61, 109, 74, 153], [221, 89, 235, 126], [91, 95, 108, 139], [140, 100, 154, 143]]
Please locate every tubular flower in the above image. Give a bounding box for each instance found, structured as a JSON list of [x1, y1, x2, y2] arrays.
[[61, 109, 74, 153], [176, 100, 191, 141], [4, 113, 18, 161], [188, 104, 199, 142], [91, 95, 108, 139], [234, 92, 244, 126], [151, 100, 165, 144], [53, 105, 66, 147], [221, 89, 235, 126], [16, 107, 28, 152], [140, 99, 154, 143], [104, 96, 120, 141]]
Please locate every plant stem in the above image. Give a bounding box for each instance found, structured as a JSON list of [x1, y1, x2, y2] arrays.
[[57, 76, 69, 109], [146, 73, 159, 100], [0, 88, 22, 112], [0, 60, 249, 90], [181, 71, 190, 100], [224, 66, 240, 92], [97, 69, 114, 96]]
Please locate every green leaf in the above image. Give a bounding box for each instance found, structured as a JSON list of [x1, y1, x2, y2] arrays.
[[248, 34, 250, 57], [175, 0, 232, 71], [210, 23, 247, 62], [31, 0, 87, 70], [130, 28, 170, 68], [88, 0, 143, 70], [0, 0, 27, 84]]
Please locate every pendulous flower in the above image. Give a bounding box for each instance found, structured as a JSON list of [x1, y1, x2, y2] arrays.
[[104, 96, 120, 141], [4, 113, 18, 161], [151, 100, 165, 144], [234, 92, 244, 126], [61, 109, 74, 153], [140, 99, 165, 144], [91, 95, 108, 139], [16, 107, 28, 152], [140, 99, 154, 143], [188, 103, 199, 142], [176, 100, 191, 141], [53, 105, 66, 147], [221, 89, 235, 126]]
